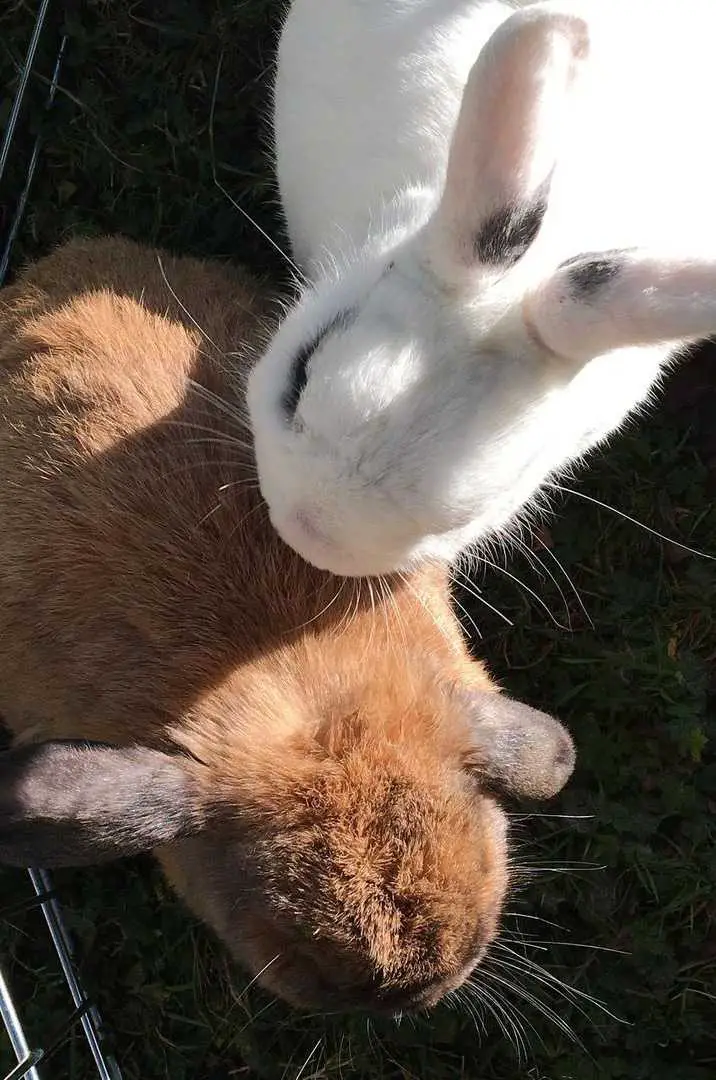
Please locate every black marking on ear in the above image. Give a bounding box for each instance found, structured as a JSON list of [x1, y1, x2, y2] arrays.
[[560, 252, 623, 298], [474, 183, 550, 267], [558, 248, 636, 299], [281, 309, 356, 420]]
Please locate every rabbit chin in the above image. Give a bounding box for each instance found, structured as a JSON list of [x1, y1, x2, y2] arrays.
[[268, 503, 469, 579], [269, 513, 381, 577]]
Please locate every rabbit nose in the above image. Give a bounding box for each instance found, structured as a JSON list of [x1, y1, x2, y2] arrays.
[[270, 504, 342, 568], [294, 507, 333, 548], [373, 949, 486, 1015]]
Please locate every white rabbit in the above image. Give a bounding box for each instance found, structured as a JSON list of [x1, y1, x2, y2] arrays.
[[248, 0, 716, 578]]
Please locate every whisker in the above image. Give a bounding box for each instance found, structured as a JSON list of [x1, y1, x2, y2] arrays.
[[376, 574, 398, 664], [186, 378, 251, 435], [217, 481, 261, 496], [503, 911, 571, 930], [493, 943, 629, 1024], [467, 978, 514, 1050], [533, 533, 594, 629], [458, 982, 489, 1039], [209, 51, 307, 287], [478, 554, 570, 631], [196, 502, 224, 527], [548, 481, 714, 560], [386, 573, 410, 662], [486, 959, 604, 1040], [397, 569, 457, 645], [452, 566, 513, 627], [182, 436, 255, 454], [499, 935, 629, 957], [470, 976, 530, 1061], [451, 588, 483, 642], [236, 953, 281, 998], [480, 966, 580, 1046], [162, 416, 254, 448], [365, 575, 377, 656], [156, 254, 223, 354], [507, 857, 605, 872], [511, 532, 576, 631], [507, 812, 594, 821], [289, 580, 347, 634], [335, 577, 363, 641], [478, 976, 545, 1055], [153, 460, 257, 482]]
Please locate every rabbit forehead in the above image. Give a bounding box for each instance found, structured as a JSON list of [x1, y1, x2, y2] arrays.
[[257, 762, 508, 962], [291, 260, 512, 435]]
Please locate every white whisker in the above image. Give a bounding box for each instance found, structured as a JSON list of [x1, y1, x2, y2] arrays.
[[533, 533, 594, 629], [511, 531, 578, 630], [209, 52, 307, 287], [489, 946, 629, 1025], [186, 377, 251, 435], [470, 975, 531, 1061], [452, 566, 513, 627], [549, 481, 714, 560], [291, 579, 347, 634], [480, 966, 581, 1046], [156, 254, 223, 354], [238, 952, 281, 998], [479, 553, 570, 630]]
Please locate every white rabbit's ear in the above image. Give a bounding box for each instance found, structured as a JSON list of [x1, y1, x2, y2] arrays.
[[428, 6, 589, 274], [524, 251, 716, 362]]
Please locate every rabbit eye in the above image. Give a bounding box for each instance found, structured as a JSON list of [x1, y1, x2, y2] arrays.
[[281, 332, 324, 419], [282, 309, 357, 421]]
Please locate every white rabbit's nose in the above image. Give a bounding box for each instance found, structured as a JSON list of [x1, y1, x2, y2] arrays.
[[293, 507, 334, 550], [270, 505, 346, 573]]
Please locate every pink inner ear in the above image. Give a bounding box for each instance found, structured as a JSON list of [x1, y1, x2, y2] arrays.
[[476, 14, 588, 205], [435, 9, 590, 258]]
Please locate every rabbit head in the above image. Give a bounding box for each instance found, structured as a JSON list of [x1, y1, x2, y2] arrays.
[[0, 236, 574, 1014], [1, 637, 574, 1014], [249, 5, 715, 577]]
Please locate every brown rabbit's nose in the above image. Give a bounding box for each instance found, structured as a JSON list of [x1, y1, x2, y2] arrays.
[[367, 953, 484, 1016]]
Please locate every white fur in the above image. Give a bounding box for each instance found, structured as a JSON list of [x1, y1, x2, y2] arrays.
[[248, 0, 716, 577]]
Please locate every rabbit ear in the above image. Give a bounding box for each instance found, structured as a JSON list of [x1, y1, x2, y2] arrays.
[[524, 250, 716, 362], [0, 741, 206, 867], [428, 6, 588, 273], [462, 691, 575, 801]]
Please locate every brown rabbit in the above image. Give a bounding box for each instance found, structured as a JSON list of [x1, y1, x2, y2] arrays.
[[0, 236, 574, 1014]]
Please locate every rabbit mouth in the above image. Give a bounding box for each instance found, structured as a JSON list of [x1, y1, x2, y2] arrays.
[[269, 504, 364, 577], [237, 922, 488, 1016], [358, 949, 488, 1017]]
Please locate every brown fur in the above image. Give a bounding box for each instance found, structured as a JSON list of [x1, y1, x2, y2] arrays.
[[0, 236, 573, 1013]]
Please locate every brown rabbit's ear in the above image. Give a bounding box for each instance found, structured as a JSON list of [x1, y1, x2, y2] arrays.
[[462, 691, 575, 800], [0, 741, 206, 868]]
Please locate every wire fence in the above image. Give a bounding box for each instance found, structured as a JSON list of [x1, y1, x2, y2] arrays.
[[1, 3, 122, 1077]]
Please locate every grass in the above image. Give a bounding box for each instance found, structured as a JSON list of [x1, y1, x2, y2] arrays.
[[1, 2, 714, 1078]]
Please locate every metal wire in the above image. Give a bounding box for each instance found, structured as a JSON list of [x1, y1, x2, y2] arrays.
[[1, 4, 123, 1078]]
